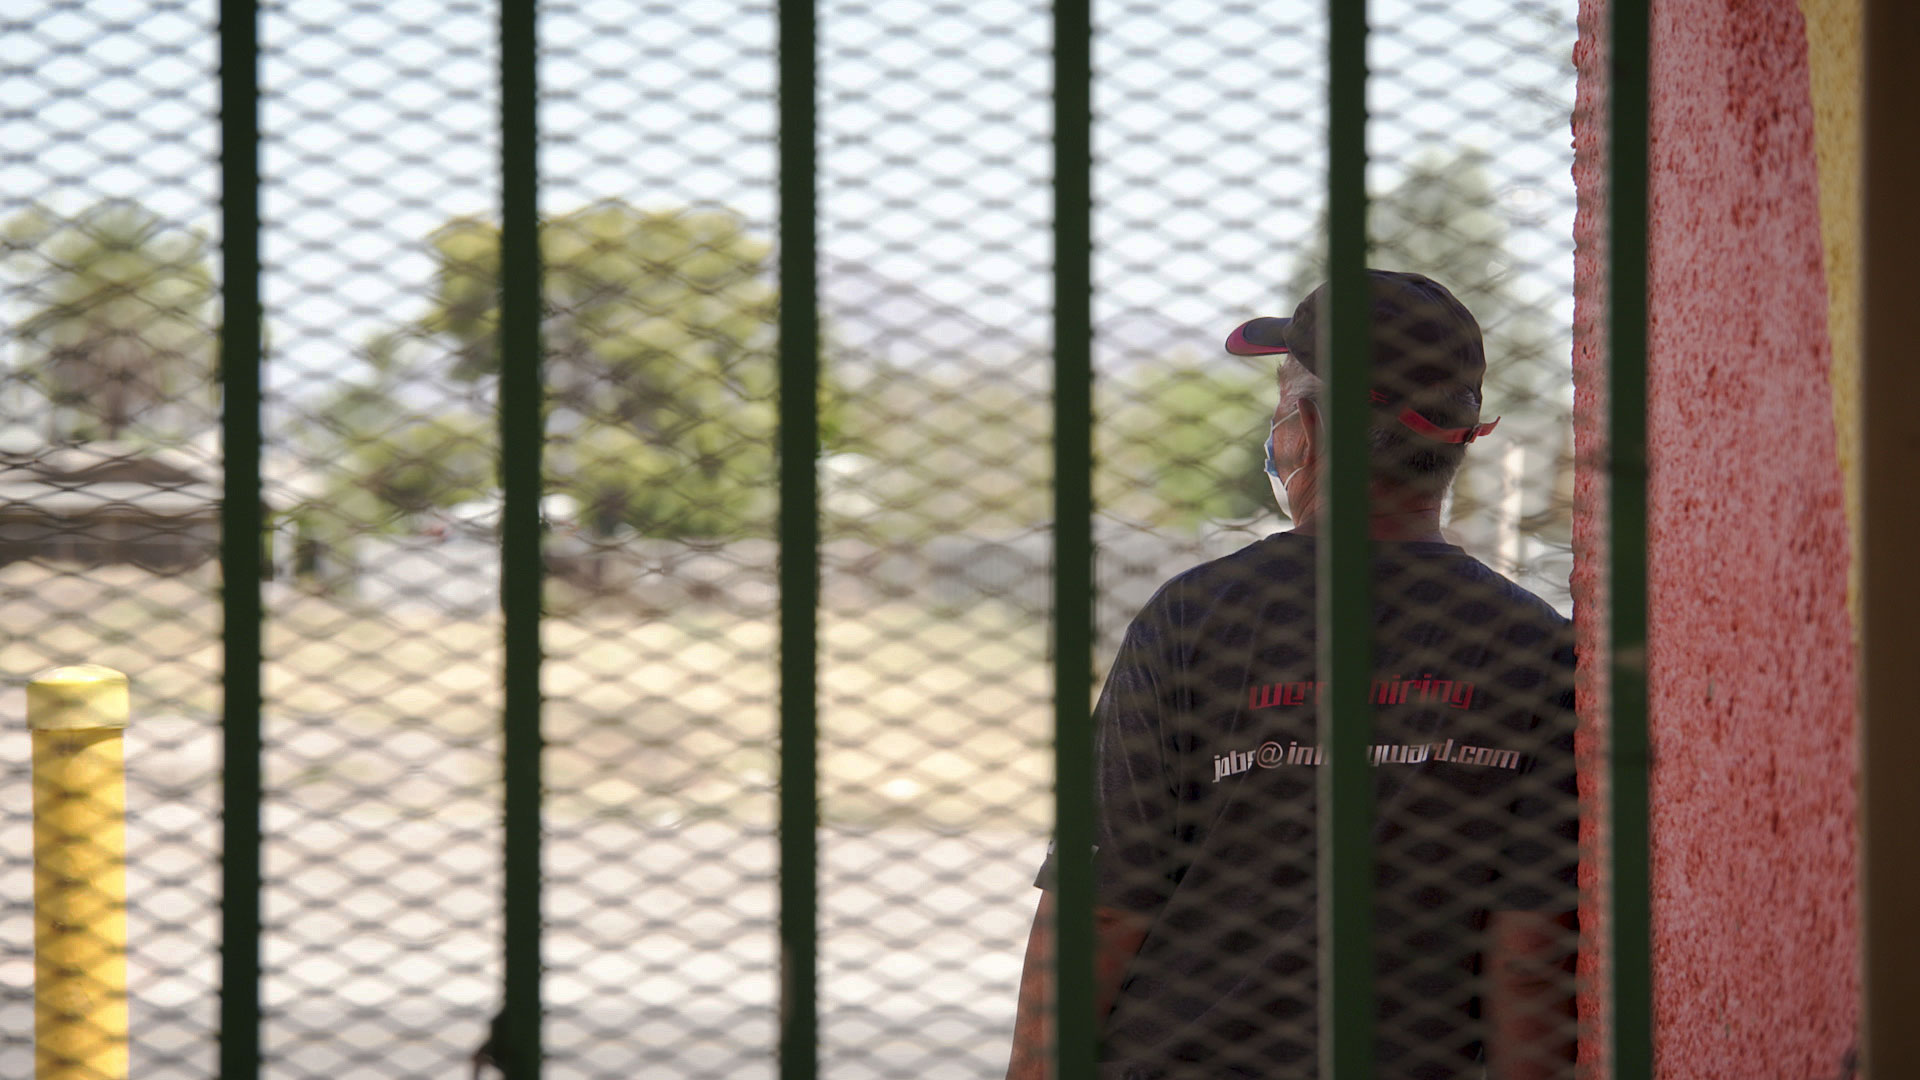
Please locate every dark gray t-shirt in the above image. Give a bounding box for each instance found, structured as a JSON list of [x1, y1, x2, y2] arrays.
[[1036, 533, 1578, 1080]]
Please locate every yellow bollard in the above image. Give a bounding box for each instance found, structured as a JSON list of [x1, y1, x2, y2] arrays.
[[28, 665, 130, 1080]]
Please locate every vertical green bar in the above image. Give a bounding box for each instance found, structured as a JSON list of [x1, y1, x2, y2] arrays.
[[1050, 2, 1095, 1079], [1317, 1, 1374, 1078], [776, 1, 819, 1078], [217, 0, 262, 1076], [1606, 0, 1652, 1074], [499, 0, 545, 1076]]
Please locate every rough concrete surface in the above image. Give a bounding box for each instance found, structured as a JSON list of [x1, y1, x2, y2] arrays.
[[1572, 0, 1859, 1075]]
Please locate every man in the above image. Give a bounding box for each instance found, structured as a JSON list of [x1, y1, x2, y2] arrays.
[[1007, 270, 1578, 1080]]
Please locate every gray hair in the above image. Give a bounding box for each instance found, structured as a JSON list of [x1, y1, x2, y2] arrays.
[[1277, 360, 1478, 495]]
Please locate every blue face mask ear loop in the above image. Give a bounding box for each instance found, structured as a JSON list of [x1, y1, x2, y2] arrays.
[[1264, 409, 1298, 478], [1265, 415, 1308, 523], [1265, 411, 1305, 483]]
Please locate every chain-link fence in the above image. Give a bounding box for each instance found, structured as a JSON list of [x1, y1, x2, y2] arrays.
[[2, 0, 1589, 1077], [4, 4, 223, 1075]]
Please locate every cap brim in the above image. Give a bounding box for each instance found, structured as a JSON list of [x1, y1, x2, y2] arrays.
[[1224, 317, 1293, 356]]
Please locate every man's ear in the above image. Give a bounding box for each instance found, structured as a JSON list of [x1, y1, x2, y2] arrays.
[[1296, 397, 1323, 466]]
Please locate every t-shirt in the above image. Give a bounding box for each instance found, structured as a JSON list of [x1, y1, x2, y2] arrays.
[[1035, 532, 1578, 1080]]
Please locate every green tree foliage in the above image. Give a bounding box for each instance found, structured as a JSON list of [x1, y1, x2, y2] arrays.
[[441, 202, 787, 538], [827, 366, 1053, 536], [5, 201, 216, 443], [1283, 150, 1572, 551], [824, 357, 1271, 537], [277, 331, 472, 561], [341, 414, 496, 517], [1098, 360, 1273, 530], [321, 201, 799, 539]]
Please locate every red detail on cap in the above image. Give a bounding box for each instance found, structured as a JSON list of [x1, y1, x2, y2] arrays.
[[1368, 389, 1390, 405], [1394, 408, 1501, 444]]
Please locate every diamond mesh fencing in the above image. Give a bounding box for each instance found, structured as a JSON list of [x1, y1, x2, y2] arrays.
[[0, 1, 1586, 1078], [3, 3, 222, 1076], [1053, 5, 1580, 1074], [535, 7, 779, 1079], [256, 3, 502, 1075]]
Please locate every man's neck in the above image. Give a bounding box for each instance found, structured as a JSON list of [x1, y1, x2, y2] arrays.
[[1287, 508, 1447, 543]]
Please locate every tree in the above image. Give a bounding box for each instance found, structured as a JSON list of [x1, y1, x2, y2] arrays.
[[1099, 360, 1273, 530], [825, 363, 1054, 537], [1282, 150, 1573, 557], [340, 414, 496, 518], [434, 202, 788, 538], [821, 355, 1272, 537], [6, 201, 216, 443], [320, 201, 805, 539]]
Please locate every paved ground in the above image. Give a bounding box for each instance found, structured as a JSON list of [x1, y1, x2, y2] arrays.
[[0, 526, 1409, 1079], [0, 714, 1043, 1080], [0, 554, 1061, 1079]]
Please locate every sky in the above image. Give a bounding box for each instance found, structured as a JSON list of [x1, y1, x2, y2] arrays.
[[1, 0, 1579, 406]]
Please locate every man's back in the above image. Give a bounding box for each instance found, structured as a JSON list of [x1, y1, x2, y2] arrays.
[[1039, 532, 1578, 1080]]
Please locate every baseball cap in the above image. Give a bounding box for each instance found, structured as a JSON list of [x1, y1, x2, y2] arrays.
[[1224, 269, 1500, 445]]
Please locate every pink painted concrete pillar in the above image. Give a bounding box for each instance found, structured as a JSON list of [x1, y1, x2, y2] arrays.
[[1570, 1, 1860, 1075]]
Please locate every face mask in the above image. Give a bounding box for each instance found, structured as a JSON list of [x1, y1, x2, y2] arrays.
[[1263, 415, 1307, 521]]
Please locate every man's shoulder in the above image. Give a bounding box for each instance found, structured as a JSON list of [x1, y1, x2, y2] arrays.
[[1165, 532, 1310, 585], [1140, 532, 1571, 637], [1431, 550, 1573, 631], [1132, 533, 1313, 620]]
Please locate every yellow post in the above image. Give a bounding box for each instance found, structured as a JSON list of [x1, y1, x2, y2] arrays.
[[28, 665, 130, 1080]]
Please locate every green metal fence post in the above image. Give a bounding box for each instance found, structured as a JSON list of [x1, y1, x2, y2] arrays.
[[1318, 1, 1376, 1077], [1051, 1, 1095, 1078], [1606, 0, 1653, 1074], [777, 1, 820, 1078], [499, 0, 545, 1076], [217, 0, 263, 1074]]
